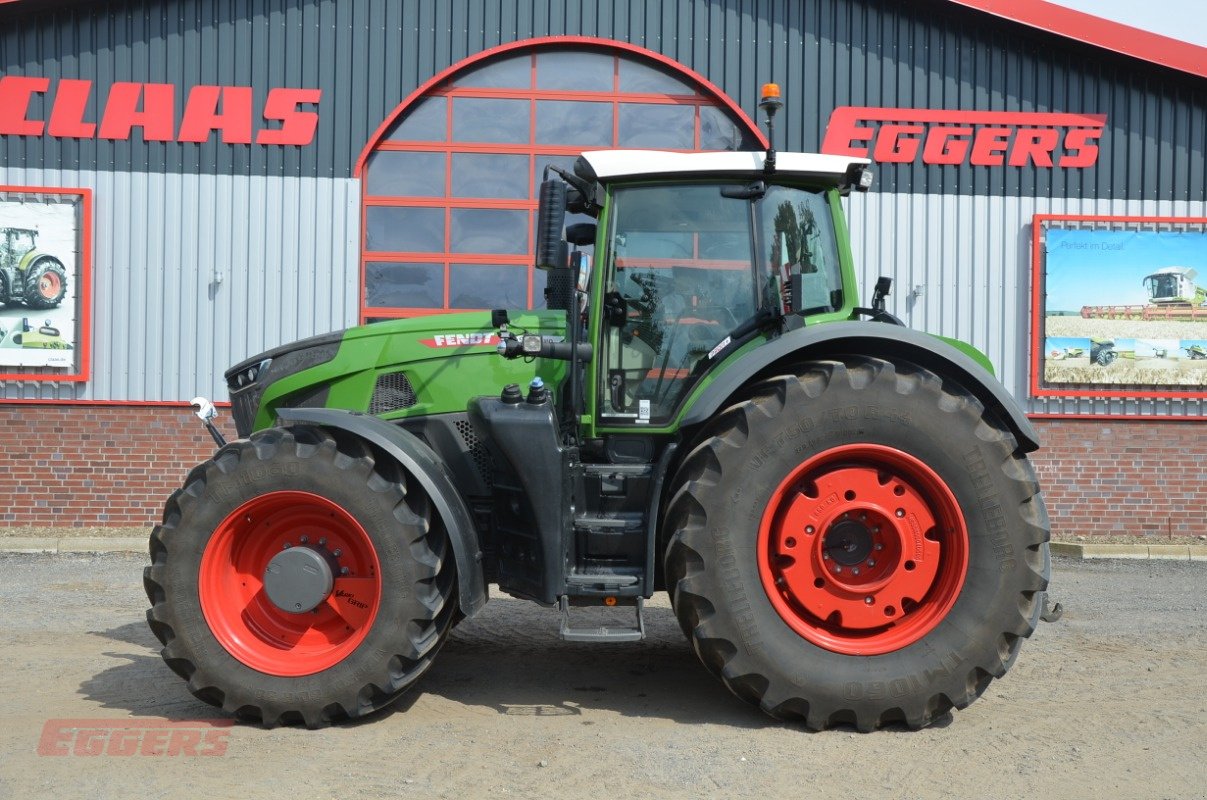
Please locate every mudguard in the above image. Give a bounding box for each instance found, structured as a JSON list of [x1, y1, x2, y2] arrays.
[[682, 321, 1040, 452], [275, 407, 488, 618]]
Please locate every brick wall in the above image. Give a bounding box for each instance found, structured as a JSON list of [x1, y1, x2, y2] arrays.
[[1029, 418, 1206, 538], [0, 406, 1203, 536], [0, 405, 236, 528]]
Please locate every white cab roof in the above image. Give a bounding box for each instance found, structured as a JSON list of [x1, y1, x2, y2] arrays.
[[577, 149, 870, 184]]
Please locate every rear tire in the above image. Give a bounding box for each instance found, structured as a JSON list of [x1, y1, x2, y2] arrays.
[[144, 425, 456, 727], [23, 258, 67, 309], [663, 357, 1049, 731]]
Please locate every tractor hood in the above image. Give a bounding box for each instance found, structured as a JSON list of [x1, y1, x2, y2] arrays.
[[226, 311, 568, 437]]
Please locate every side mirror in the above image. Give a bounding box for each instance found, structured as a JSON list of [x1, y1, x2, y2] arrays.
[[535, 179, 567, 271]]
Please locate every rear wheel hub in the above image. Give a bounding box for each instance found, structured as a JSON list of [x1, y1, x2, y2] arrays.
[[823, 518, 874, 566], [758, 444, 969, 655]]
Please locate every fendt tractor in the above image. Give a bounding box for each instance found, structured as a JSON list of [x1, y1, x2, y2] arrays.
[[145, 86, 1051, 732]]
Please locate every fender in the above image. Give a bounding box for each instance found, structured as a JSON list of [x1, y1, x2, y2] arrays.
[[681, 321, 1040, 452], [275, 407, 488, 619], [19, 252, 65, 281]]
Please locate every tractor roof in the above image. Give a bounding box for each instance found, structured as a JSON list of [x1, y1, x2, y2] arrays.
[[575, 149, 870, 186]]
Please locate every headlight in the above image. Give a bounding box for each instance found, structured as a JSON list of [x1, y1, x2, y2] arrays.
[[233, 359, 272, 388]]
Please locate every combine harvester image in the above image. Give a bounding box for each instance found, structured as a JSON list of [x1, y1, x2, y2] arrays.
[[1081, 267, 1207, 320]]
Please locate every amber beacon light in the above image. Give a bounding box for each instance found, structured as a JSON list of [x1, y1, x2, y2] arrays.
[[759, 83, 783, 173]]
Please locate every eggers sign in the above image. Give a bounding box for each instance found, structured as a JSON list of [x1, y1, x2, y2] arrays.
[[0, 76, 321, 145], [822, 107, 1106, 168]]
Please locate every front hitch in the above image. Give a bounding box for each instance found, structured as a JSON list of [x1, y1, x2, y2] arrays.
[[191, 396, 228, 449]]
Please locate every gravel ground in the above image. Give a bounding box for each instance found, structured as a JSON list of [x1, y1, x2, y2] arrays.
[[0, 553, 1204, 800]]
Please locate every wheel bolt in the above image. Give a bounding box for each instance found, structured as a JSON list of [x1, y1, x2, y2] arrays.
[[852, 567, 861, 576], [859, 513, 867, 521], [864, 596, 873, 605], [867, 559, 876, 567], [300, 535, 309, 544], [319, 538, 328, 546], [333, 549, 342, 557], [805, 525, 815, 535], [283, 542, 291, 549], [871, 526, 880, 534], [340, 566, 349, 575], [875, 543, 884, 551], [896, 509, 905, 518], [832, 564, 842, 573]]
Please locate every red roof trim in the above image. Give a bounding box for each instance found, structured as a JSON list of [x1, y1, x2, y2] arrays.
[[947, 0, 1207, 80]]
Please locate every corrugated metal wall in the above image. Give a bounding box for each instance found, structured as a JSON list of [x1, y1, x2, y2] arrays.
[[1, 0, 1204, 411], [0, 168, 358, 400], [846, 193, 1207, 417], [5, 0, 1203, 192]]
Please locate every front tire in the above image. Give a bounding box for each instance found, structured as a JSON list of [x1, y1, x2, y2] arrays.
[[144, 425, 456, 727], [663, 357, 1049, 731]]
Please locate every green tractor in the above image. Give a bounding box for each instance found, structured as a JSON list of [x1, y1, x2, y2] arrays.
[[0, 227, 69, 309], [145, 94, 1049, 732]]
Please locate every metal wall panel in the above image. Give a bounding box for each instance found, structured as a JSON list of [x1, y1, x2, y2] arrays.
[[0, 167, 359, 401], [2, 0, 1203, 198], [846, 191, 1207, 417], [1, 0, 1204, 416]]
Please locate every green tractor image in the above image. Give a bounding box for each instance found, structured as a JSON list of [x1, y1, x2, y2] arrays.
[[145, 94, 1050, 732], [0, 227, 69, 309], [1185, 344, 1207, 360]]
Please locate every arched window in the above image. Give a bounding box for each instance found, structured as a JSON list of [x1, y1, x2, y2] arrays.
[[357, 38, 763, 321]]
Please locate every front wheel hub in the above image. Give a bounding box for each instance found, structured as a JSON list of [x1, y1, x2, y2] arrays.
[[758, 444, 969, 655], [263, 547, 335, 614], [198, 491, 382, 676]]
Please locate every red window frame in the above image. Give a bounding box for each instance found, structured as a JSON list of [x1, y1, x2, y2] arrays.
[[355, 36, 765, 323]]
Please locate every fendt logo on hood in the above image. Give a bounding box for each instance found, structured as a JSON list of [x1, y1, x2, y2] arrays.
[[420, 333, 500, 348], [822, 107, 1106, 168]]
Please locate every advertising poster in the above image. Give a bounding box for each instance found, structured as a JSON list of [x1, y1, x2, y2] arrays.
[[0, 189, 87, 374], [1038, 224, 1207, 393]]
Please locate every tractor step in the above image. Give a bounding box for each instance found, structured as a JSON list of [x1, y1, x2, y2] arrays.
[[565, 571, 639, 590], [558, 596, 645, 643]]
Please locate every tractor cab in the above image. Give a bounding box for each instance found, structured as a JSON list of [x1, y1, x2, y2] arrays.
[[585, 151, 866, 425], [1, 228, 38, 268], [517, 147, 874, 431]]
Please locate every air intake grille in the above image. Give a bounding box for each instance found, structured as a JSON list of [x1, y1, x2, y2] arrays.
[[369, 371, 418, 415], [455, 418, 493, 488]]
